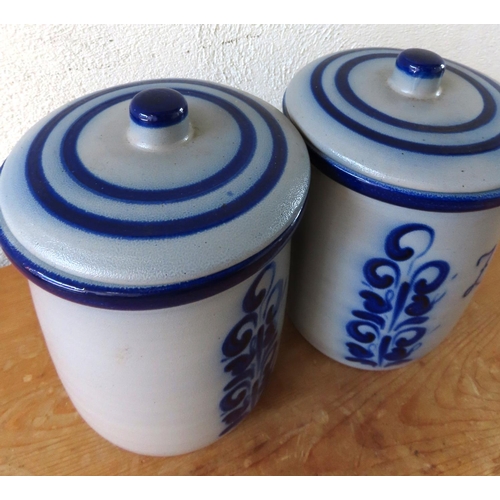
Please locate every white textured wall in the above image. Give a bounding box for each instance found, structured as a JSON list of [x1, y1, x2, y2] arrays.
[[1, 24, 500, 268]]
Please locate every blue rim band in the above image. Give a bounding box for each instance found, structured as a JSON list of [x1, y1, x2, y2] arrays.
[[306, 144, 500, 212], [0, 206, 302, 310]]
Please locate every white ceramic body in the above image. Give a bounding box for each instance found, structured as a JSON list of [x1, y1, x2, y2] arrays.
[[289, 167, 500, 370], [29, 244, 290, 456]]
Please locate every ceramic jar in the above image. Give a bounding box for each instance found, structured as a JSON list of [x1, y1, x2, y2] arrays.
[[0, 80, 310, 455], [284, 48, 500, 370]]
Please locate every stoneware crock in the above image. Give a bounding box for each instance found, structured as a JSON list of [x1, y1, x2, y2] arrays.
[[283, 48, 500, 370], [0, 80, 310, 455]]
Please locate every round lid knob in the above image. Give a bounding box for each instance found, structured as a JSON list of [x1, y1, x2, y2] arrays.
[[128, 88, 191, 149], [388, 48, 445, 99]]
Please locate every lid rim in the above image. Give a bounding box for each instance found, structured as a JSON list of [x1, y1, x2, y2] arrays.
[[0, 205, 303, 310], [308, 144, 500, 213]]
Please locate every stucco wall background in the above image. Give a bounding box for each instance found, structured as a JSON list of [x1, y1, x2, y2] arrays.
[[1, 24, 499, 268]]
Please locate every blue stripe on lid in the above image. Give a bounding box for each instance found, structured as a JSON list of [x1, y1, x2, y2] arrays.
[[334, 54, 496, 134], [26, 80, 288, 238], [62, 89, 256, 202], [310, 51, 500, 155]]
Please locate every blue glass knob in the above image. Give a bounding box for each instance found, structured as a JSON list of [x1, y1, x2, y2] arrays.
[[395, 49, 445, 80], [127, 88, 191, 149], [389, 48, 446, 99], [129, 88, 188, 128]]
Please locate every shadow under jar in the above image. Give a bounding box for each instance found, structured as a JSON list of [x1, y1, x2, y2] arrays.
[[0, 81, 310, 455], [283, 48, 500, 370]]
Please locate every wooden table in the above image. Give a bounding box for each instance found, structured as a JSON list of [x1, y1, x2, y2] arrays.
[[1, 254, 500, 476]]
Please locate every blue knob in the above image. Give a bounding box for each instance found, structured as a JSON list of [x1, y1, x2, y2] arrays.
[[129, 88, 188, 128], [395, 49, 445, 80]]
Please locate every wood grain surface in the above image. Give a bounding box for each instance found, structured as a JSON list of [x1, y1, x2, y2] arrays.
[[1, 254, 500, 476]]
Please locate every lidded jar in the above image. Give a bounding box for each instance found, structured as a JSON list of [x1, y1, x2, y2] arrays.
[[0, 79, 310, 455], [284, 48, 500, 370]]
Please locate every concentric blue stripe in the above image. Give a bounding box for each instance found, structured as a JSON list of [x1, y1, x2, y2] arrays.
[[311, 51, 500, 154], [62, 89, 256, 202], [307, 144, 500, 212], [0, 207, 302, 310], [335, 53, 496, 133], [26, 79, 288, 238]]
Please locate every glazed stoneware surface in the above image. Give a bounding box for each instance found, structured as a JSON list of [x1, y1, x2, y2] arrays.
[[29, 247, 290, 456], [284, 48, 500, 370], [0, 80, 310, 454]]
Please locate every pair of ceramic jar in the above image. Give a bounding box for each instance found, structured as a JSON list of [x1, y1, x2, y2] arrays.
[[1, 48, 500, 456]]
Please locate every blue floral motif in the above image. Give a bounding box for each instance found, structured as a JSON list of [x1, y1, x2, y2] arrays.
[[345, 224, 450, 368], [463, 245, 497, 298], [219, 261, 285, 436]]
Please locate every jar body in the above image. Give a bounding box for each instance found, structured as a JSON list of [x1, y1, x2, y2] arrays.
[[30, 244, 290, 456], [289, 167, 500, 370]]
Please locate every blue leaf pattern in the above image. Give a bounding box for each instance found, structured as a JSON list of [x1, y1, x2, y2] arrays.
[[345, 224, 450, 368], [219, 261, 284, 435]]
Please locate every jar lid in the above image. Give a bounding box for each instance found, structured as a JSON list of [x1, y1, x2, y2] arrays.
[[0, 79, 310, 309], [283, 48, 500, 212]]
